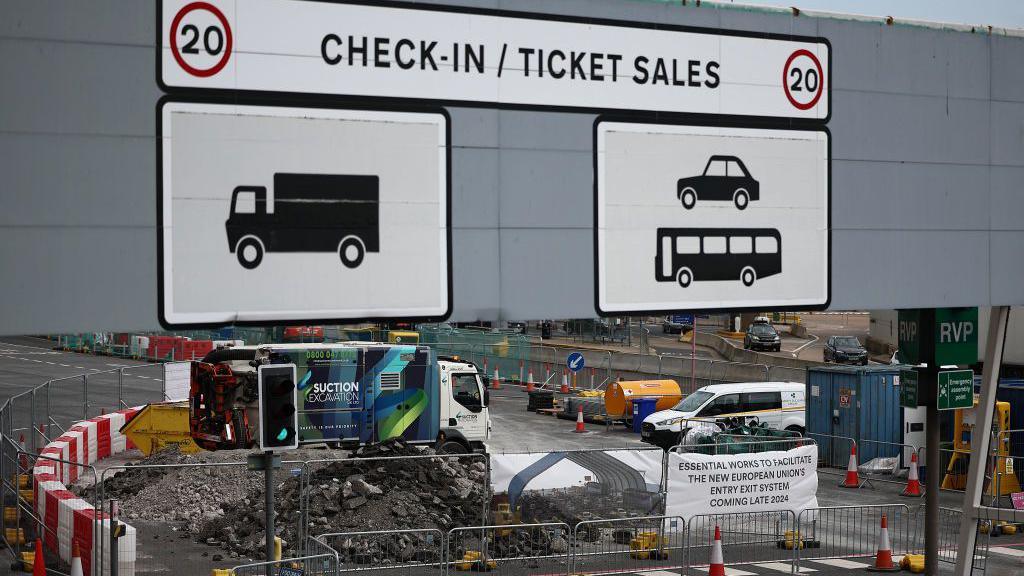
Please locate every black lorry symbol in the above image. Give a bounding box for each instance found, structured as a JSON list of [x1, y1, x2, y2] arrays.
[[226, 173, 380, 270], [677, 156, 759, 210], [655, 228, 781, 288]]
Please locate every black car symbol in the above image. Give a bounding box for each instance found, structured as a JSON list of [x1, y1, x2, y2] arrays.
[[677, 156, 760, 210]]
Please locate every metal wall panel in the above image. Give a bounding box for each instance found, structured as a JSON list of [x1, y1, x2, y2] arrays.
[[1, 0, 1023, 333]]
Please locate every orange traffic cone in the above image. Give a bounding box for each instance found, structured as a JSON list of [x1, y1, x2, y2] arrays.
[[18, 434, 28, 471], [574, 406, 586, 433], [902, 452, 923, 497], [867, 514, 900, 571], [839, 443, 862, 488], [32, 538, 46, 576], [708, 525, 725, 576], [69, 541, 83, 576], [526, 370, 535, 392], [492, 368, 501, 390], [560, 371, 570, 394]]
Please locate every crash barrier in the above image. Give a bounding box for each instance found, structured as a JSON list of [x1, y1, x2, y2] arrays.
[[445, 522, 571, 576], [571, 516, 685, 575], [22, 409, 141, 575], [315, 528, 445, 576]]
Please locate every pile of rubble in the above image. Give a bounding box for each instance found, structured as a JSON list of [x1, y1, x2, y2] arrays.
[[82, 439, 487, 561]]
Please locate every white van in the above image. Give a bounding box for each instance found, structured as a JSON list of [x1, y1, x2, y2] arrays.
[[640, 381, 805, 449]]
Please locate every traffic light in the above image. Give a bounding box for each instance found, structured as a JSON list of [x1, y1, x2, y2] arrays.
[[257, 364, 298, 451]]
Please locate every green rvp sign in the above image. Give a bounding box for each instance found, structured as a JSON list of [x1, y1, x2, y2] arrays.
[[898, 308, 978, 366]]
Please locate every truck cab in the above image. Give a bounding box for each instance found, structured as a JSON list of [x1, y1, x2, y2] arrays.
[[437, 356, 491, 453]]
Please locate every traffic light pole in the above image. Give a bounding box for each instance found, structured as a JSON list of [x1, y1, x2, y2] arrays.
[[248, 451, 281, 576]]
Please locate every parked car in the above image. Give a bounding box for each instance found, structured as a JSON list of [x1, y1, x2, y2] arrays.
[[509, 322, 527, 335], [676, 155, 760, 211], [661, 316, 691, 334], [743, 322, 781, 352], [641, 382, 805, 450], [824, 336, 869, 365]]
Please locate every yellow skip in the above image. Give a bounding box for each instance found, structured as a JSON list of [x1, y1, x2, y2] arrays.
[[120, 402, 202, 456]]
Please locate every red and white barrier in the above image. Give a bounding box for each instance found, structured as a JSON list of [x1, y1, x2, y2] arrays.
[[32, 408, 140, 576]]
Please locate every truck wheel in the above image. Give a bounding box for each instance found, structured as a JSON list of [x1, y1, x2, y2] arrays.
[[438, 440, 468, 454], [338, 236, 365, 269], [236, 237, 263, 269]]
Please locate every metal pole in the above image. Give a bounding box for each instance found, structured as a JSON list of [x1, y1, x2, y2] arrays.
[[265, 451, 275, 576], [925, 368, 939, 576], [691, 316, 697, 389], [83, 374, 89, 421], [953, 306, 1009, 576], [110, 499, 119, 576]]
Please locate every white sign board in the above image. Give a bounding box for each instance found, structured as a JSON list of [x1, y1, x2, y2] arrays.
[[159, 0, 830, 120], [596, 121, 830, 314], [163, 361, 192, 401], [666, 445, 819, 519], [158, 101, 450, 327]]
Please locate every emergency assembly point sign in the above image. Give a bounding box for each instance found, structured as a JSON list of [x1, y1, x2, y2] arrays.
[[159, 0, 831, 119]]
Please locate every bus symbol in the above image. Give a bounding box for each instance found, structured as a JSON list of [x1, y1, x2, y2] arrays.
[[654, 228, 782, 288]]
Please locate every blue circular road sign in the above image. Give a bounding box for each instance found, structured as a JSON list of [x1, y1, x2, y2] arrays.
[[567, 352, 585, 373]]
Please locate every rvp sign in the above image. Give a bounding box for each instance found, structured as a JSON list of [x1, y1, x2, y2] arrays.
[[898, 308, 978, 366]]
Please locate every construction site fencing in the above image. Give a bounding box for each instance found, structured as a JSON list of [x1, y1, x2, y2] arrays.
[[673, 436, 815, 458], [991, 429, 1024, 509], [445, 522, 571, 576], [911, 506, 990, 572], [685, 510, 797, 573], [794, 504, 913, 569], [315, 528, 445, 576], [570, 515, 685, 576]]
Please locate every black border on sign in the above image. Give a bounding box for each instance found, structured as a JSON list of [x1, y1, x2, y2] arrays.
[[156, 94, 454, 329], [156, 0, 832, 124], [591, 115, 832, 317]]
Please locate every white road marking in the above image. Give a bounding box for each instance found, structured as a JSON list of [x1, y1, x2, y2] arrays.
[[637, 571, 682, 576], [756, 562, 816, 573], [990, 546, 1024, 557], [59, 364, 70, 367], [691, 567, 757, 576], [808, 558, 869, 569]]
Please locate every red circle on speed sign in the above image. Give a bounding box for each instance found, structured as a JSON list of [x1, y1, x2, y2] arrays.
[[782, 49, 824, 111], [170, 2, 233, 78]]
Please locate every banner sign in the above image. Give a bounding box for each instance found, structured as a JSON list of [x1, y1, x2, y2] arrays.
[[666, 445, 818, 519], [491, 449, 663, 508], [159, 0, 830, 120]]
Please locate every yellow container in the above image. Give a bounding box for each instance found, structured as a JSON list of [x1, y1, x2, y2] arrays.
[[4, 508, 18, 523], [388, 331, 420, 344], [901, 554, 925, 573], [18, 490, 33, 505], [120, 402, 203, 456], [211, 570, 232, 576], [604, 380, 682, 418], [16, 475, 29, 489]]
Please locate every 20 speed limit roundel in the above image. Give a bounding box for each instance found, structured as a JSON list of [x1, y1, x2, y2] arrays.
[[782, 49, 824, 111], [170, 2, 233, 78]]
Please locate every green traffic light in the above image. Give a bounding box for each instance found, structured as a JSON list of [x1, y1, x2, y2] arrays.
[[276, 428, 289, 442]]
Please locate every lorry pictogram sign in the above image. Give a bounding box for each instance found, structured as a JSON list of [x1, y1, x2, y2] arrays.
[[158, 100, 451, 327]]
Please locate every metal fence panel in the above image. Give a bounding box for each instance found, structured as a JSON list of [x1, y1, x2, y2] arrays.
[[686, 511, 797, 573], [571, 516, 685, 576], [446, 522, 571, 576], [795, 504, 913, 569], [316, 528, 444, 576]]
